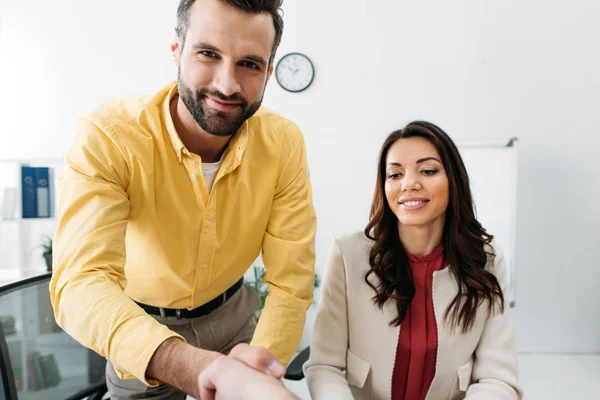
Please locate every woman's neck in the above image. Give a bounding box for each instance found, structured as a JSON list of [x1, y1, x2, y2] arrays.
[[398, 218, 445, 257]]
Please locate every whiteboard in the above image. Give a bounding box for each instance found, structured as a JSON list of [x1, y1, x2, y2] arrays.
[[458, 138, 518, 307]]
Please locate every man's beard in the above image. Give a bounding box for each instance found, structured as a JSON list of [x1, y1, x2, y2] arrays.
[[178, 77, 263, 137]]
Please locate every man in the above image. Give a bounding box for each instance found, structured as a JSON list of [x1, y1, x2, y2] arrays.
[[49, 0, 316, 398]]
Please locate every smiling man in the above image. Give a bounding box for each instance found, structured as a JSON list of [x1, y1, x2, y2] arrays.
[[49, 0, 316, 399]]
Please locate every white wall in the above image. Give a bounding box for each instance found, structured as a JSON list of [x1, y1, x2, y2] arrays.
[[1, 0, 598, 353], [0, 0, 177, 159]]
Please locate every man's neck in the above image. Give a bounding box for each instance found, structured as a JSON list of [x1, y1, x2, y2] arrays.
[[170, 96, 231, 163]]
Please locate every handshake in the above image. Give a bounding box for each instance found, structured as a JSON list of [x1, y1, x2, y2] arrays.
[[197, 343, 298, 400]]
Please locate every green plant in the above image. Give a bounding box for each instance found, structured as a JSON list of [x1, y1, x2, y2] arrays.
[[40, 235, 53, 255], [40, 235, 53, 272], [245, 265, 320, 321]]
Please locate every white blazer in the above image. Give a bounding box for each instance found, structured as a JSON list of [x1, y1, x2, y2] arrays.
[[304, 231, 522, 400]]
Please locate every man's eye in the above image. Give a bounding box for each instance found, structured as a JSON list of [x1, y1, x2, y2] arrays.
[[200, 51, 216, 58], [241, 61, 259, 70]]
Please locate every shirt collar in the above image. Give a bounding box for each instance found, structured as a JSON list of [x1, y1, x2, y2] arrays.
[[162, 81, 186, 163], [407, 242, 445, 264], [161, 81, 249, 165]]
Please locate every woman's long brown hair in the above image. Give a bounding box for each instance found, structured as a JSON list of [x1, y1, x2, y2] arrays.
[[364, 121, 504, 332]]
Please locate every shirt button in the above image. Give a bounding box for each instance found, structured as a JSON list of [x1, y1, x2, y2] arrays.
[[202, 264, 208, 269], [206, 220, 211, 226], [191, 174, 197, 180]]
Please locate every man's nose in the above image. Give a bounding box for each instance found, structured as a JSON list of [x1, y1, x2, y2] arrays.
[[213, 64, 241, 97]]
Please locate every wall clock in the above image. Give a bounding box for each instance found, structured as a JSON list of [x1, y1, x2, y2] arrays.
[[275, 52, 315, 93]]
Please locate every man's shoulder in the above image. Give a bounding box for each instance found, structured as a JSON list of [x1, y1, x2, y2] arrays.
[[83, 95, 155, 128], [252, 106, 289, 124], [247, 106, 303, 142], [81, 83, 173, 131]]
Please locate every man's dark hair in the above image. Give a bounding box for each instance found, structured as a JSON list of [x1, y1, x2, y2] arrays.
[[176, 0, 284, 64]]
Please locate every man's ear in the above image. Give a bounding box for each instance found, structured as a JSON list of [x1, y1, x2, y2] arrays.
[[171, 28, 181, 66], [266, 62, 274, 81]]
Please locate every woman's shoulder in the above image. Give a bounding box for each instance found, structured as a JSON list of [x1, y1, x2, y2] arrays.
[[334, 230, 373, 252], [483, 238, 500, 255], [483, 238, 507, 276], [327, 231, 373, 267], [330, 231, 373, 277]]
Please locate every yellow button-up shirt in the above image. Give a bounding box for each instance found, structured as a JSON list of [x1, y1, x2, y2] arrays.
[[49, 82, 316, 384]]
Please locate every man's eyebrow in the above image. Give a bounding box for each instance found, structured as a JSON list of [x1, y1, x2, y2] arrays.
[[244, 54, 268, 68], [191, 42, 267, 67], [191, 42, 219, 52]]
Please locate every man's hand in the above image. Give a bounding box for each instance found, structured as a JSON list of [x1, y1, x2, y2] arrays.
[[228, 343, 286, 378], [147, 338, 220, 399], [147, 339, 288, 399], [198, 356, 297, 400]]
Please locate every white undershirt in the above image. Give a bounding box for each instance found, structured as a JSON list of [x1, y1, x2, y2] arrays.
[[202, 160, 222, 193]]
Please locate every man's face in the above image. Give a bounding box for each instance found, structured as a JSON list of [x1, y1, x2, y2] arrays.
[[173, 0, 275, 137]]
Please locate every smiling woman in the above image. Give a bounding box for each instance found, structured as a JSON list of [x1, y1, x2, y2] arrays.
[[305, 121, 522, 400], [383, 137, 449, 237]]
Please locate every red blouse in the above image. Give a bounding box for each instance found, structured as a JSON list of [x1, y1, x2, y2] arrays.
[[391, 244, 447, 400]]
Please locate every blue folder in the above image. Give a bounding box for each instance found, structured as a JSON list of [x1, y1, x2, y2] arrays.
[[21, 166, 37, 218], [35, 167, 51, 218]]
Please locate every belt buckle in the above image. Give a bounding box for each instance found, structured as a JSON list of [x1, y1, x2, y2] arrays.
[[175, 309, 182, 319]]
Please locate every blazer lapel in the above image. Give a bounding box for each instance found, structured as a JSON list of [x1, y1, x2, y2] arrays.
[[426, 266, 460, 399]]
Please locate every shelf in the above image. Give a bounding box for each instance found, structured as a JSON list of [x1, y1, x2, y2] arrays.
[[0, 158, 64, 165], [0, 217, 56, 223]]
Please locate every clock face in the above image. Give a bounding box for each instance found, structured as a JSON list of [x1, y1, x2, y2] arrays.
[[275, 53, 315, 93]]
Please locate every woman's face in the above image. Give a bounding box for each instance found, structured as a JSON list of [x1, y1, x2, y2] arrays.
[[384, 137, 449, 229]]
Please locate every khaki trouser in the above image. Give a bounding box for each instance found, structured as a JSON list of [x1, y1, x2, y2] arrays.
[[106, 284, 260, 399]]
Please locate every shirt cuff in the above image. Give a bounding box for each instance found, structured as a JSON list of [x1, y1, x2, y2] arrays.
[[113, 332, 186, 387]]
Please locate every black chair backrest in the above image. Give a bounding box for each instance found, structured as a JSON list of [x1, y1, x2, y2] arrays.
[[0, 273, 106, 400]]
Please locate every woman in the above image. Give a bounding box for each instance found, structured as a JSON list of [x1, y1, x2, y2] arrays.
[[304, 121, 522, 400]]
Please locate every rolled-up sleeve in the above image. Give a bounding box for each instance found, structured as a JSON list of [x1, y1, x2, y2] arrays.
[[49, 117, 182, 385], [251, 122, 317, 364]]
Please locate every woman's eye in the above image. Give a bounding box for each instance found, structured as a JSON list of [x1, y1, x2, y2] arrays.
[[388, 173, 403, 179], [422, 169, 438, 175]]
